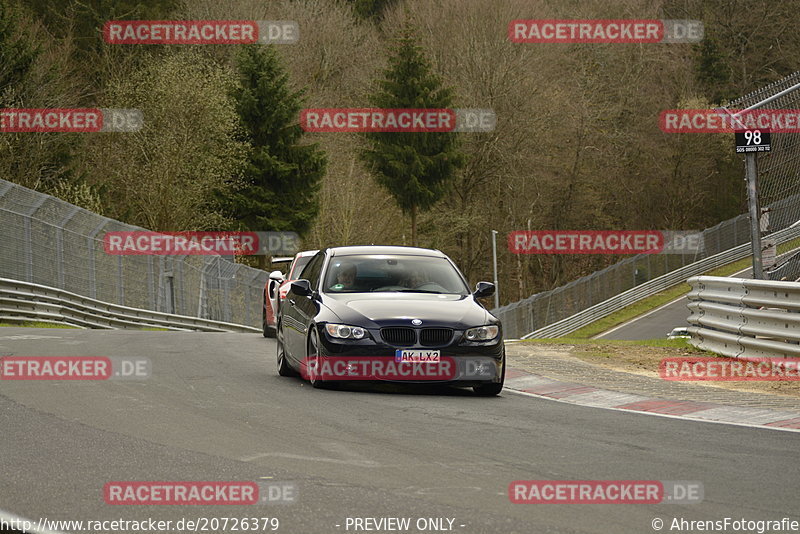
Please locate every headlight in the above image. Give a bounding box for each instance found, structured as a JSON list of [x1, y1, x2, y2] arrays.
[[325, 323, 367, 340], [464, 325, 499, 341]]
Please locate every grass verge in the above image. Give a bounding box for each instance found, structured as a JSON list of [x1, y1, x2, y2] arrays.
[[517, 337, 705, 350], [0, 321, 78, 329]]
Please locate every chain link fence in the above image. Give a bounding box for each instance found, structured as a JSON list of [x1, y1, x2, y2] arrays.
[[494, 71, 800, 339], [0, 178, 266, 328]]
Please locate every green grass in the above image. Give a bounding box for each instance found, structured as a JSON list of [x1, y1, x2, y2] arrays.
[[0, 321, 78, 329], [517, 337, 694, 349], [566, 284, 693, 339], [566, 237, 800, 339]]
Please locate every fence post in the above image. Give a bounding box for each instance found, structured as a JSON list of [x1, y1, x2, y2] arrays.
[[148, 256, 156, 310], [87, 220, 109, 300], [57, 207, 80, 289], [175, 257, 186, 316], [23, 196, 48, 283], [117, 255, 125, 305], [198, 257, 208, 319]]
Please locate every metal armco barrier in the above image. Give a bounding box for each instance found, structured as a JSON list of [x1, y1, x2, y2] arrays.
[[0, 179, 267, 329], [520, 225, 800, 339], [0, 278, 259, 333], [687, 275, 800, 359]]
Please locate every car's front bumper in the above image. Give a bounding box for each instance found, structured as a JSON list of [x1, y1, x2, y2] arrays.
[[310, 325, 504, 384]]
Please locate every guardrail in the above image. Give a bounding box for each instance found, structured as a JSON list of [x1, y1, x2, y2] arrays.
[[520, 225, 800, 339], [0, 278, 260, 333], [687, 275, 800, 359]]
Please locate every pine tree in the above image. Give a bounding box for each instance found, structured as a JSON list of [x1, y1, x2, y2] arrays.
[[360, 26, 465, 246], [224, 45, 327, 238]]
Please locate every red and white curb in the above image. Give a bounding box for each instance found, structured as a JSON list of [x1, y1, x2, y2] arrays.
[[504, 368, 800, 433]]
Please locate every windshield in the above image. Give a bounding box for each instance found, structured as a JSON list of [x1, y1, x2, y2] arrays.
[[323, 254, 469, 295]]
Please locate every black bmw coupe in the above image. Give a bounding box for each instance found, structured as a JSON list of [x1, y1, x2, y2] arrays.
[[276, 246, 505, 395]]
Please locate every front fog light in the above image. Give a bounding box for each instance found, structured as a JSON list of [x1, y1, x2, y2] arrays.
[[464, 325, 499, 341], [326, 323, 367, 339]]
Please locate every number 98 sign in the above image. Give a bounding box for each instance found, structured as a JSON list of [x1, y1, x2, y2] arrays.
[[735, 128, 771, 153]]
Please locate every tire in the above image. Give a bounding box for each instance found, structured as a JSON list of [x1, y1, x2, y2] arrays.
[[473, 351, 505, 396], [262, 294, 270, 338], [307, 328, 333, 389], [276, 321, 297, 377], [262, 293, 276, 338]]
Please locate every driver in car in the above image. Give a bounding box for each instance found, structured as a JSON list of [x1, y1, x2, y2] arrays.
[[331, 262, 357, 291], [403, 269, 425, 289]]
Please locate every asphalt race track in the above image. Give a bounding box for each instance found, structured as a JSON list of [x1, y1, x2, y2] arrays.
[[1, 328, 798, 533]]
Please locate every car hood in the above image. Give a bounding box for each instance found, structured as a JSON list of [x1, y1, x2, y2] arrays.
[[323, 292, 492, 328]]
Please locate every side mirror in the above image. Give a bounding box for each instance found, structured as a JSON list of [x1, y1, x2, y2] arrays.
[[291, 279, 313, 297], [269, 270, 284, 282], [473, 281, 495, 299]]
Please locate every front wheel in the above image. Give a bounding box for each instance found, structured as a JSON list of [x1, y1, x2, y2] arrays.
[[473, 352, 505, 396], [307, 328, 333, 389], [276, 322, 297, 377]]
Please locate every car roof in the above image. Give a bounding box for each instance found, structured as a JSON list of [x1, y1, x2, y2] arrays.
[[328, 245, 446, 257]]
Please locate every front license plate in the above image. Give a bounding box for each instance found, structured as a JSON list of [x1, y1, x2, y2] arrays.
[[394, 349, 440, 363]]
